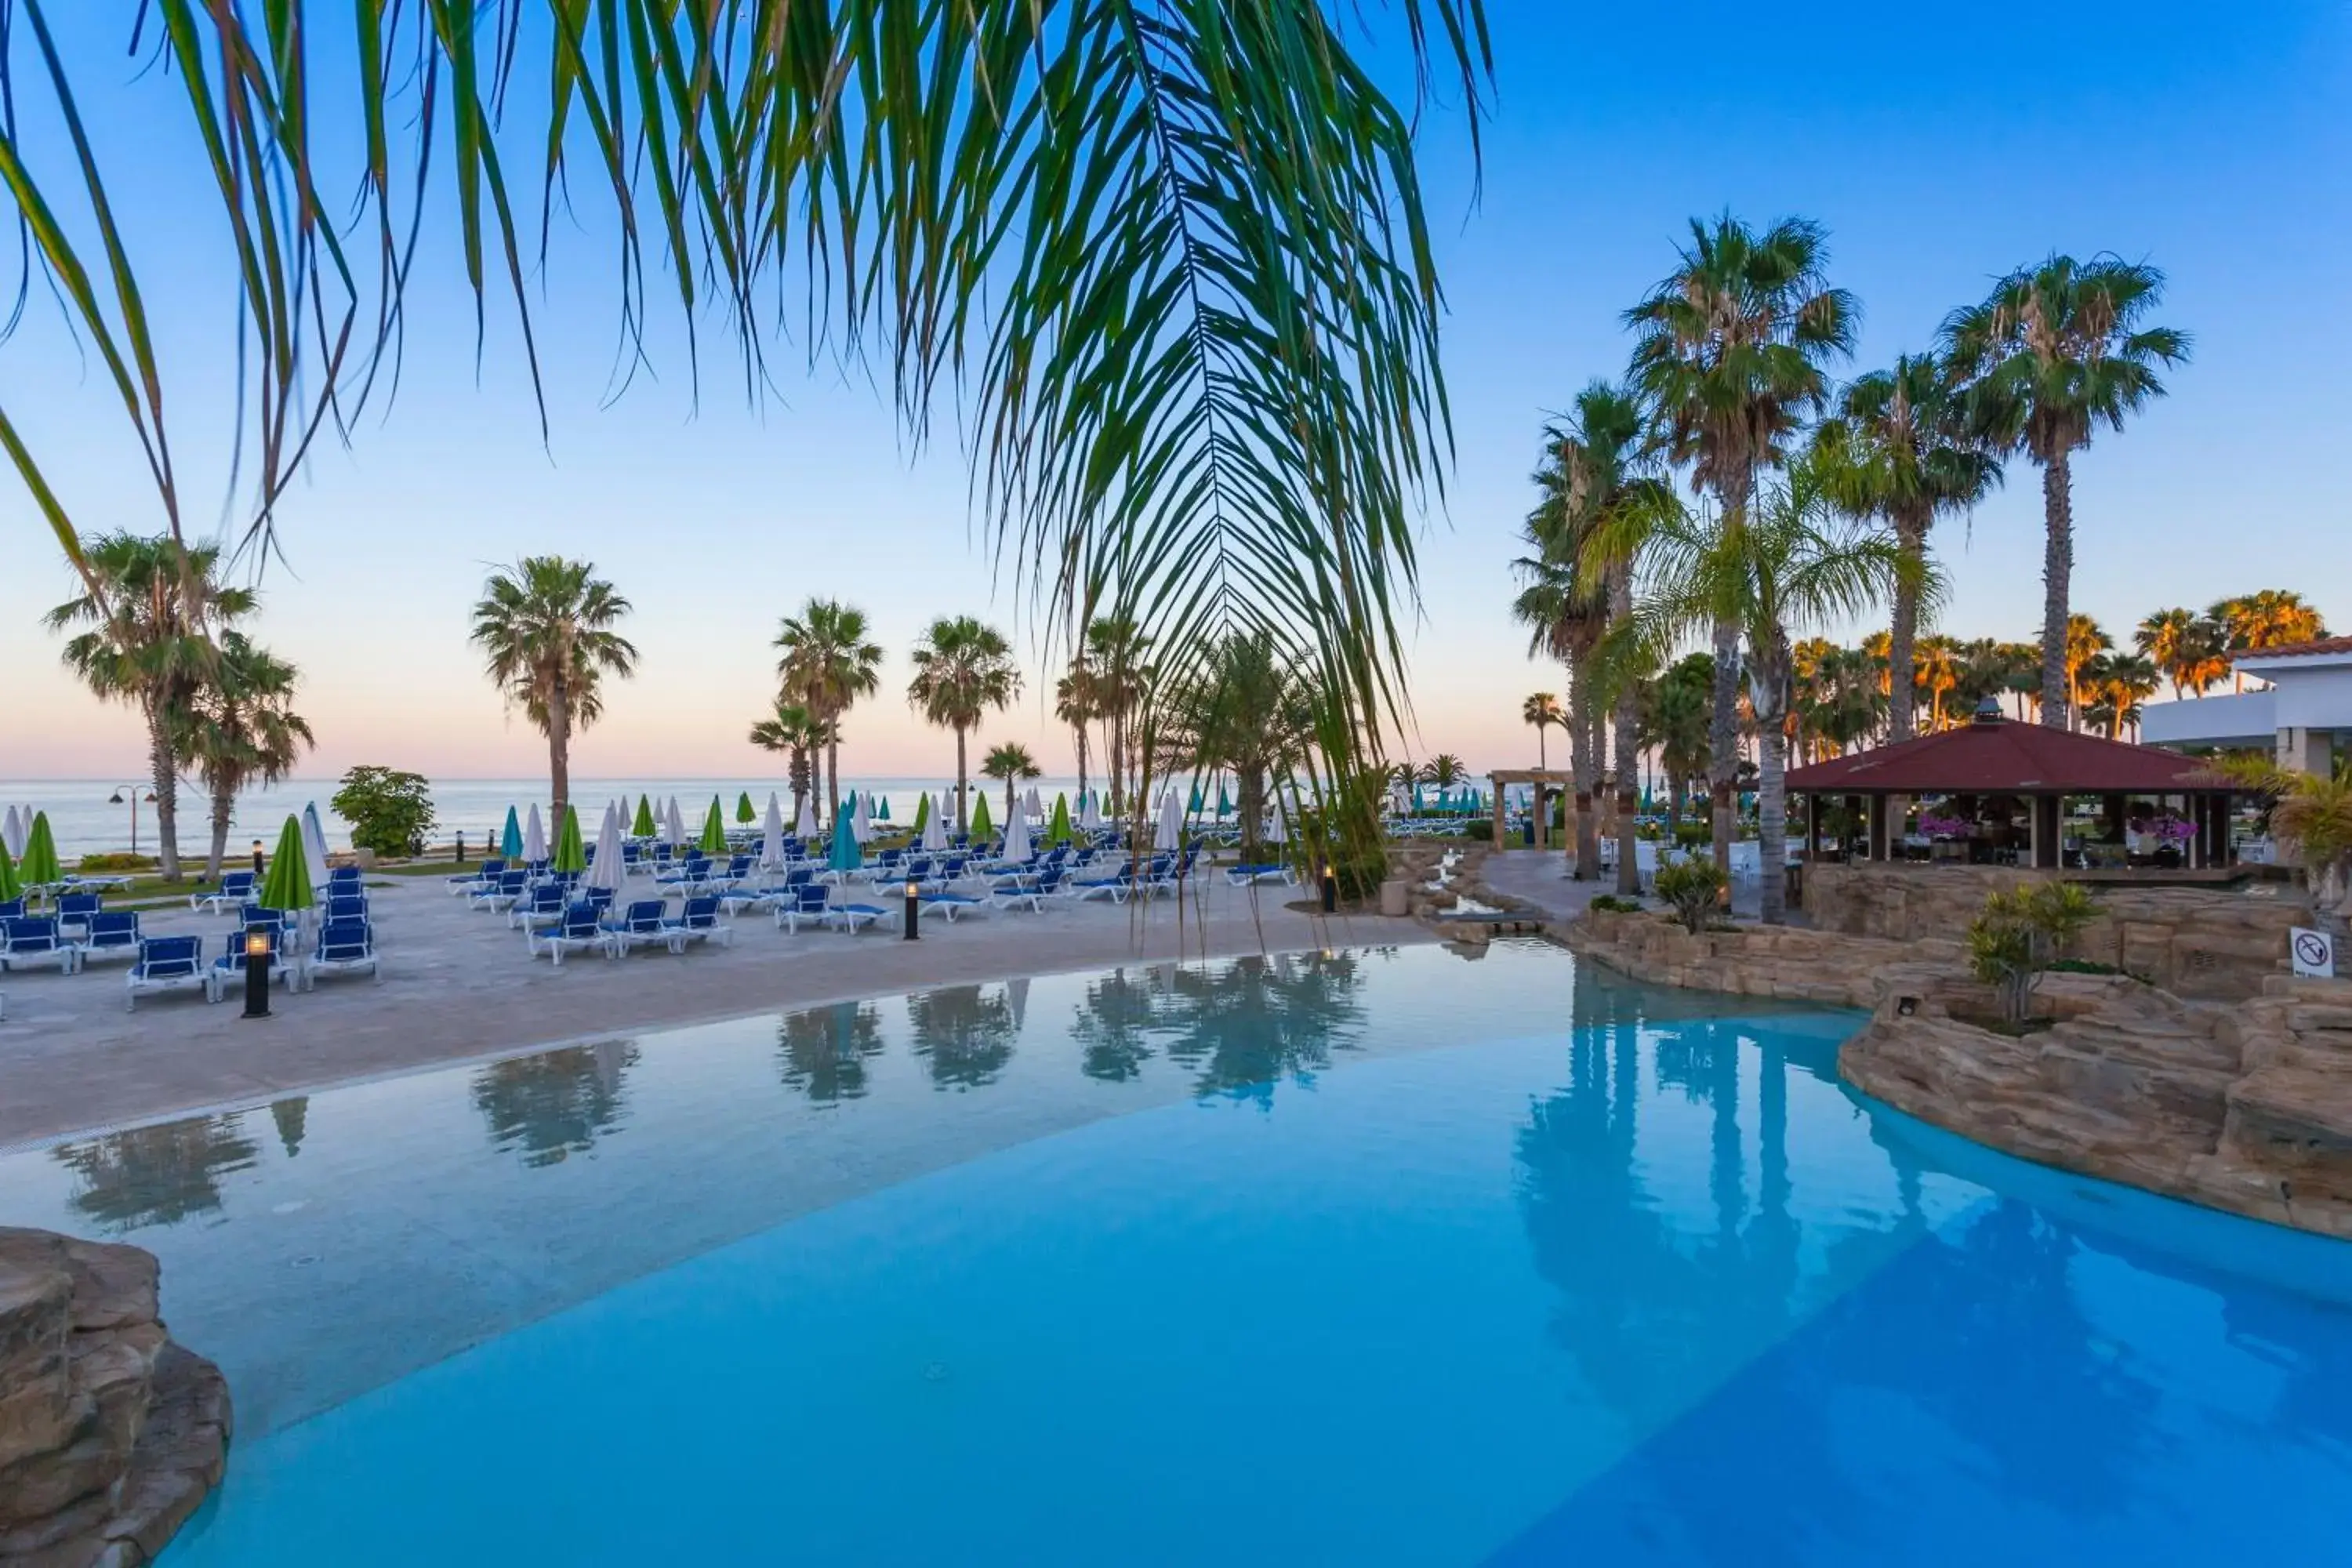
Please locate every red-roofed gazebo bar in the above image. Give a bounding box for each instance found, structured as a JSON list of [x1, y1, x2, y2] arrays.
[[1783, 703, 2238, 871]]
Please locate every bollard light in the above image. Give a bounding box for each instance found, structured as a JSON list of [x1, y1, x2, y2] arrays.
[[903, 877, 921, 940], [1320, 862, 1338, 915], [241, 927, 272, 1019], [455, 831, 466, 865], [252, 840, 266, 877]]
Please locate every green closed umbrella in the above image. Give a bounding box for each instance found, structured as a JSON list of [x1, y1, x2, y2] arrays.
[[1046, 794, 1073, 847], [699, 797, 728, 855], [499, 806, 524, 859], [256, 815, 313, 913], [736, 791, 756, 824], [827, 808, 862, 873], [970, 793, 993, 840], [912, 793, 931, 833], [553, 806, 588, 874], [633, 795, 657, 837], [17, 812, 60, 887], [0, 840, 20, 903]]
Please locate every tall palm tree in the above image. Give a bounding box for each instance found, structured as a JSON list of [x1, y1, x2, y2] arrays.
[[1943, 256, 2190, 728], [470, 557, 637, 828], [1625, 214, 1857, 873], [181, 632, 314, 880], [1815, 352, 2002, 740], [980, 742, 1043, 822], [747, 699, 831, 823], [1054, 655, 1100, 808], [2134, 608, 2232, 699], [1638, 653, 1714, 831], [46, 534, 256, 881], [774, 599, 885, 824], [1621, 453, 1911, 923], [1914, 634, 1964, 731], [908, 617, 1022, 833], [2209, 590, 2329, 689], [3, 8, 1486, 855], [1511, 531, 1609, 877], [1522, 692, 1564, 768], [2080, 652, 2161, 740], [1081, 617, 1153, 817], [2061, 613, 2113, 729]]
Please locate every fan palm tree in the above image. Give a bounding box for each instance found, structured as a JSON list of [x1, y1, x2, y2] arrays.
[[2134, 608, 2230, 699], [470, 557, 637, 828], [1522, 693, 1564, 768], [2061, 614, 2113, 729], [747, 699, 832, 823], [980, 742, 1044, 823], [2, 6, 1486, 862], [1620, 453, 1912, 923], [1815, 352, 2002, 740], [1054, 655, 1100, 808], [2209, 590, 2329, 688], [2080, 652, 2161, 739], [774, 599, 885, 825], [1625, 214, 1857, 872], [909, 617, 1021, 833], [1943, 256, 2190, 728], [181, 632, 314, 880], [46, 534, 257, 881]]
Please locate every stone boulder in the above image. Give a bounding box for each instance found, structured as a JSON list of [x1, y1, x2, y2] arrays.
[[0, 1229, 230, 1568]]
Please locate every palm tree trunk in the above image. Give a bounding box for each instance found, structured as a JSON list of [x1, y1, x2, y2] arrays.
[[1708, 615, 1740, 877], [1536, 725, 1548, 770], [2039, 455, 2073, 729], [547, 677, 572, 831], [954, 727, 970, 834], [1074, 726, 1091, 807], [1568, 659, 1599, 880], [1610, 566, 1640, 895], [1886, 514, 1926, 742], [205, 778, 233, 882], [147, 706, 183, 881], [1755, 645, 1791, 925]]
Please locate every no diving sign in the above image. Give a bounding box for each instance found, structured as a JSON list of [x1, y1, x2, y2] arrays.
[[2292, 927, 2337, 979]]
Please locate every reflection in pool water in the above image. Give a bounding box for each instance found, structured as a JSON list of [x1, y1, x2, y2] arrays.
[[0, 940, 2347, 1566]]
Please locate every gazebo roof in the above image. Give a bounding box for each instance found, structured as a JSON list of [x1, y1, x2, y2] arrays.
[[1785, 712, 2228, 795]]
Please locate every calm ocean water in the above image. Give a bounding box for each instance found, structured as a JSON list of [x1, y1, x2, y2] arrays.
[[0, 776, 1098, 860]]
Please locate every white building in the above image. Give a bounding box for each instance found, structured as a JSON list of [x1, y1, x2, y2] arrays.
[[2141, 637, 2352, 773]]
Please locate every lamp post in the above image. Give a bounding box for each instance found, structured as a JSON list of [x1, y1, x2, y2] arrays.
[[903, 877, 920, 940], [241, 927, 272, 1019], [106, 784, 156, 858]]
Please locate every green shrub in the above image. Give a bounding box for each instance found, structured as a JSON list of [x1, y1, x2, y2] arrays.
[[1652, 853, 1727, 935], [1671, 819, 1711, 849], [77, 851, 153, 873], [332, 765, 437, 858], [1966, 881, 2103, 1025], [1589, 894, 1645, 914]]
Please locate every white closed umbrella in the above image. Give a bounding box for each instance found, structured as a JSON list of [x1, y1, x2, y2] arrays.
[[301, 802, 332, 887], [3, 805, 22, 859], [1268, 793, 1290, 846], [1155, 790, 1184, 851], [851, 792, 874, 844], [586, 804, 626, 891], [524, 804, 547, 862], [922, 793, 949, 851], [665, 797, 685, 848], [1025, 785, 1045, 821], [794, 793, 820, 840], [1077, 791, 1100, 833], [761, 793, 786, 869], [1000, 800, 1032, 865]]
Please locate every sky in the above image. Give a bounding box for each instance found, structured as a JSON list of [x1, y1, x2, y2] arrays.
[[2, 2, 2347, 782]]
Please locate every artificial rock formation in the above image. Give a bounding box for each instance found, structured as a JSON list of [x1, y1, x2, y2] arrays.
[[0, 1229, 230, 1567]]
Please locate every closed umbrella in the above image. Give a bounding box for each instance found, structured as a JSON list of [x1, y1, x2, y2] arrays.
[[499, 806, 524, 860], [1269, 793, 1290, 846], [1156, 790, 1184, 851], [1025, 785, 1045, 821], [1078, 791, 1101, 833], [922, 795, 949, 851], [18, 811, 60, 887], [827, 808, 862, 874], [794, 794, 820, 839], [911, 793, 931, 834], [699, 797, 728, 855], [761, 794, 786, 870], [0, 839, 20, 903], [256, 815, 313, 913], [524, 804, 547, 862], [1216, 782, 1232, 818], [851, 792, 873, 844], [2, 806, 20, 859], [665, 797, 685, 848], [586, 805, 626, 891], [1000, 800, 1032, 865], [877, 795, 892, 823], [553, 806, 589, 875], [735, 791, 756, 825], [633, 796, 657, 837], [1045, 793, 1073, 847], [1188, 782, 1204, 815], [970, 791, 993, 841], [301, 803, 332, 889]]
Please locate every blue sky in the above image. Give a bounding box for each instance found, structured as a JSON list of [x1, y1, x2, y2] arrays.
[[3, 2, 2346, 781]]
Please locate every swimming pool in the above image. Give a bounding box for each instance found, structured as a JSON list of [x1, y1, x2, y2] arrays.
[[5, 940, 2350, 1563]]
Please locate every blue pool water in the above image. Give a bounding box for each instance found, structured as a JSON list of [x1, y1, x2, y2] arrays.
[[5, 941, 2350, 1563]]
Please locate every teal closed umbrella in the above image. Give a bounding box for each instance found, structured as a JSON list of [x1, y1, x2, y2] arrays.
[[877, 796, 891, 822], [1187, 783, 1204, 815], [828, 808, 862, 873], [499, 807, 524, 860], [1216, 783, 1232, 817], [256, 816, 313, 913]]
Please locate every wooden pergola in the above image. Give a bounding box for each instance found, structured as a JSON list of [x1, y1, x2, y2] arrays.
[[1784, 708, 2238, 870], [1486, 769, 1580, 849]]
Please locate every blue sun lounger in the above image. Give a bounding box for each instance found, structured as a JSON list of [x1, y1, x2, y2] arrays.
[[532, 902, 609, 965], [74, 910, 143, 967], [824, 901, 890, 935], [193, 870, 256, 913], [662, 895, 733, 949], [125, 935, 205, 1011], [303, 918, 380, 989], [1, 916, 78, 975], [205, 926, 292, 1002], [920, 891, 987, 923]]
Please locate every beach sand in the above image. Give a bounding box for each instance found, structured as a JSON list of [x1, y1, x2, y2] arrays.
[[0, 868, 1431, 1148]]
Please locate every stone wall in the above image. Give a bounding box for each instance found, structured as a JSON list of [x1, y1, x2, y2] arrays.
[[1563, 906, 1951, 1010], [0, 1229, 230, 1567], [1802, 862, 2309, 1000]]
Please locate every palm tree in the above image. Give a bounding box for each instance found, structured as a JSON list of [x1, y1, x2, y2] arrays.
[[46, 534, 256, 881], [2134, 608, 2231, 699], [1160, 632, 1315, 861], [2080, 652, 2161, 739], [1625, 214, 1857, 873], [1943, 256, 2190, 728], [1914, 634, 1963, 731], [6, 10, 1482, 849], [2210, 590, 2329, 688], [1816, 352, 2001, 740], [774, 599, 885, 825], [1054, 655, 1100, 807], [1638, 653, 1714, 831], [2061, 613, 2113, 729], [1081, 617, 1152, 817], [747, 699, 831, 823], [470, 557, 637, 827], [1512, 539, 1609, 877], [1522, 692, 1564, 768], [980, 742, 1043, 822], [1622, 453, 1909, 923], [908, 617, 1021, 833], [1421, 754, 1468, 789], [181, 632, 314, 880]]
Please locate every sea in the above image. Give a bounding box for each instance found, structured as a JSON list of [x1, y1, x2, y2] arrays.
[[0, 777, 1100, 862]]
